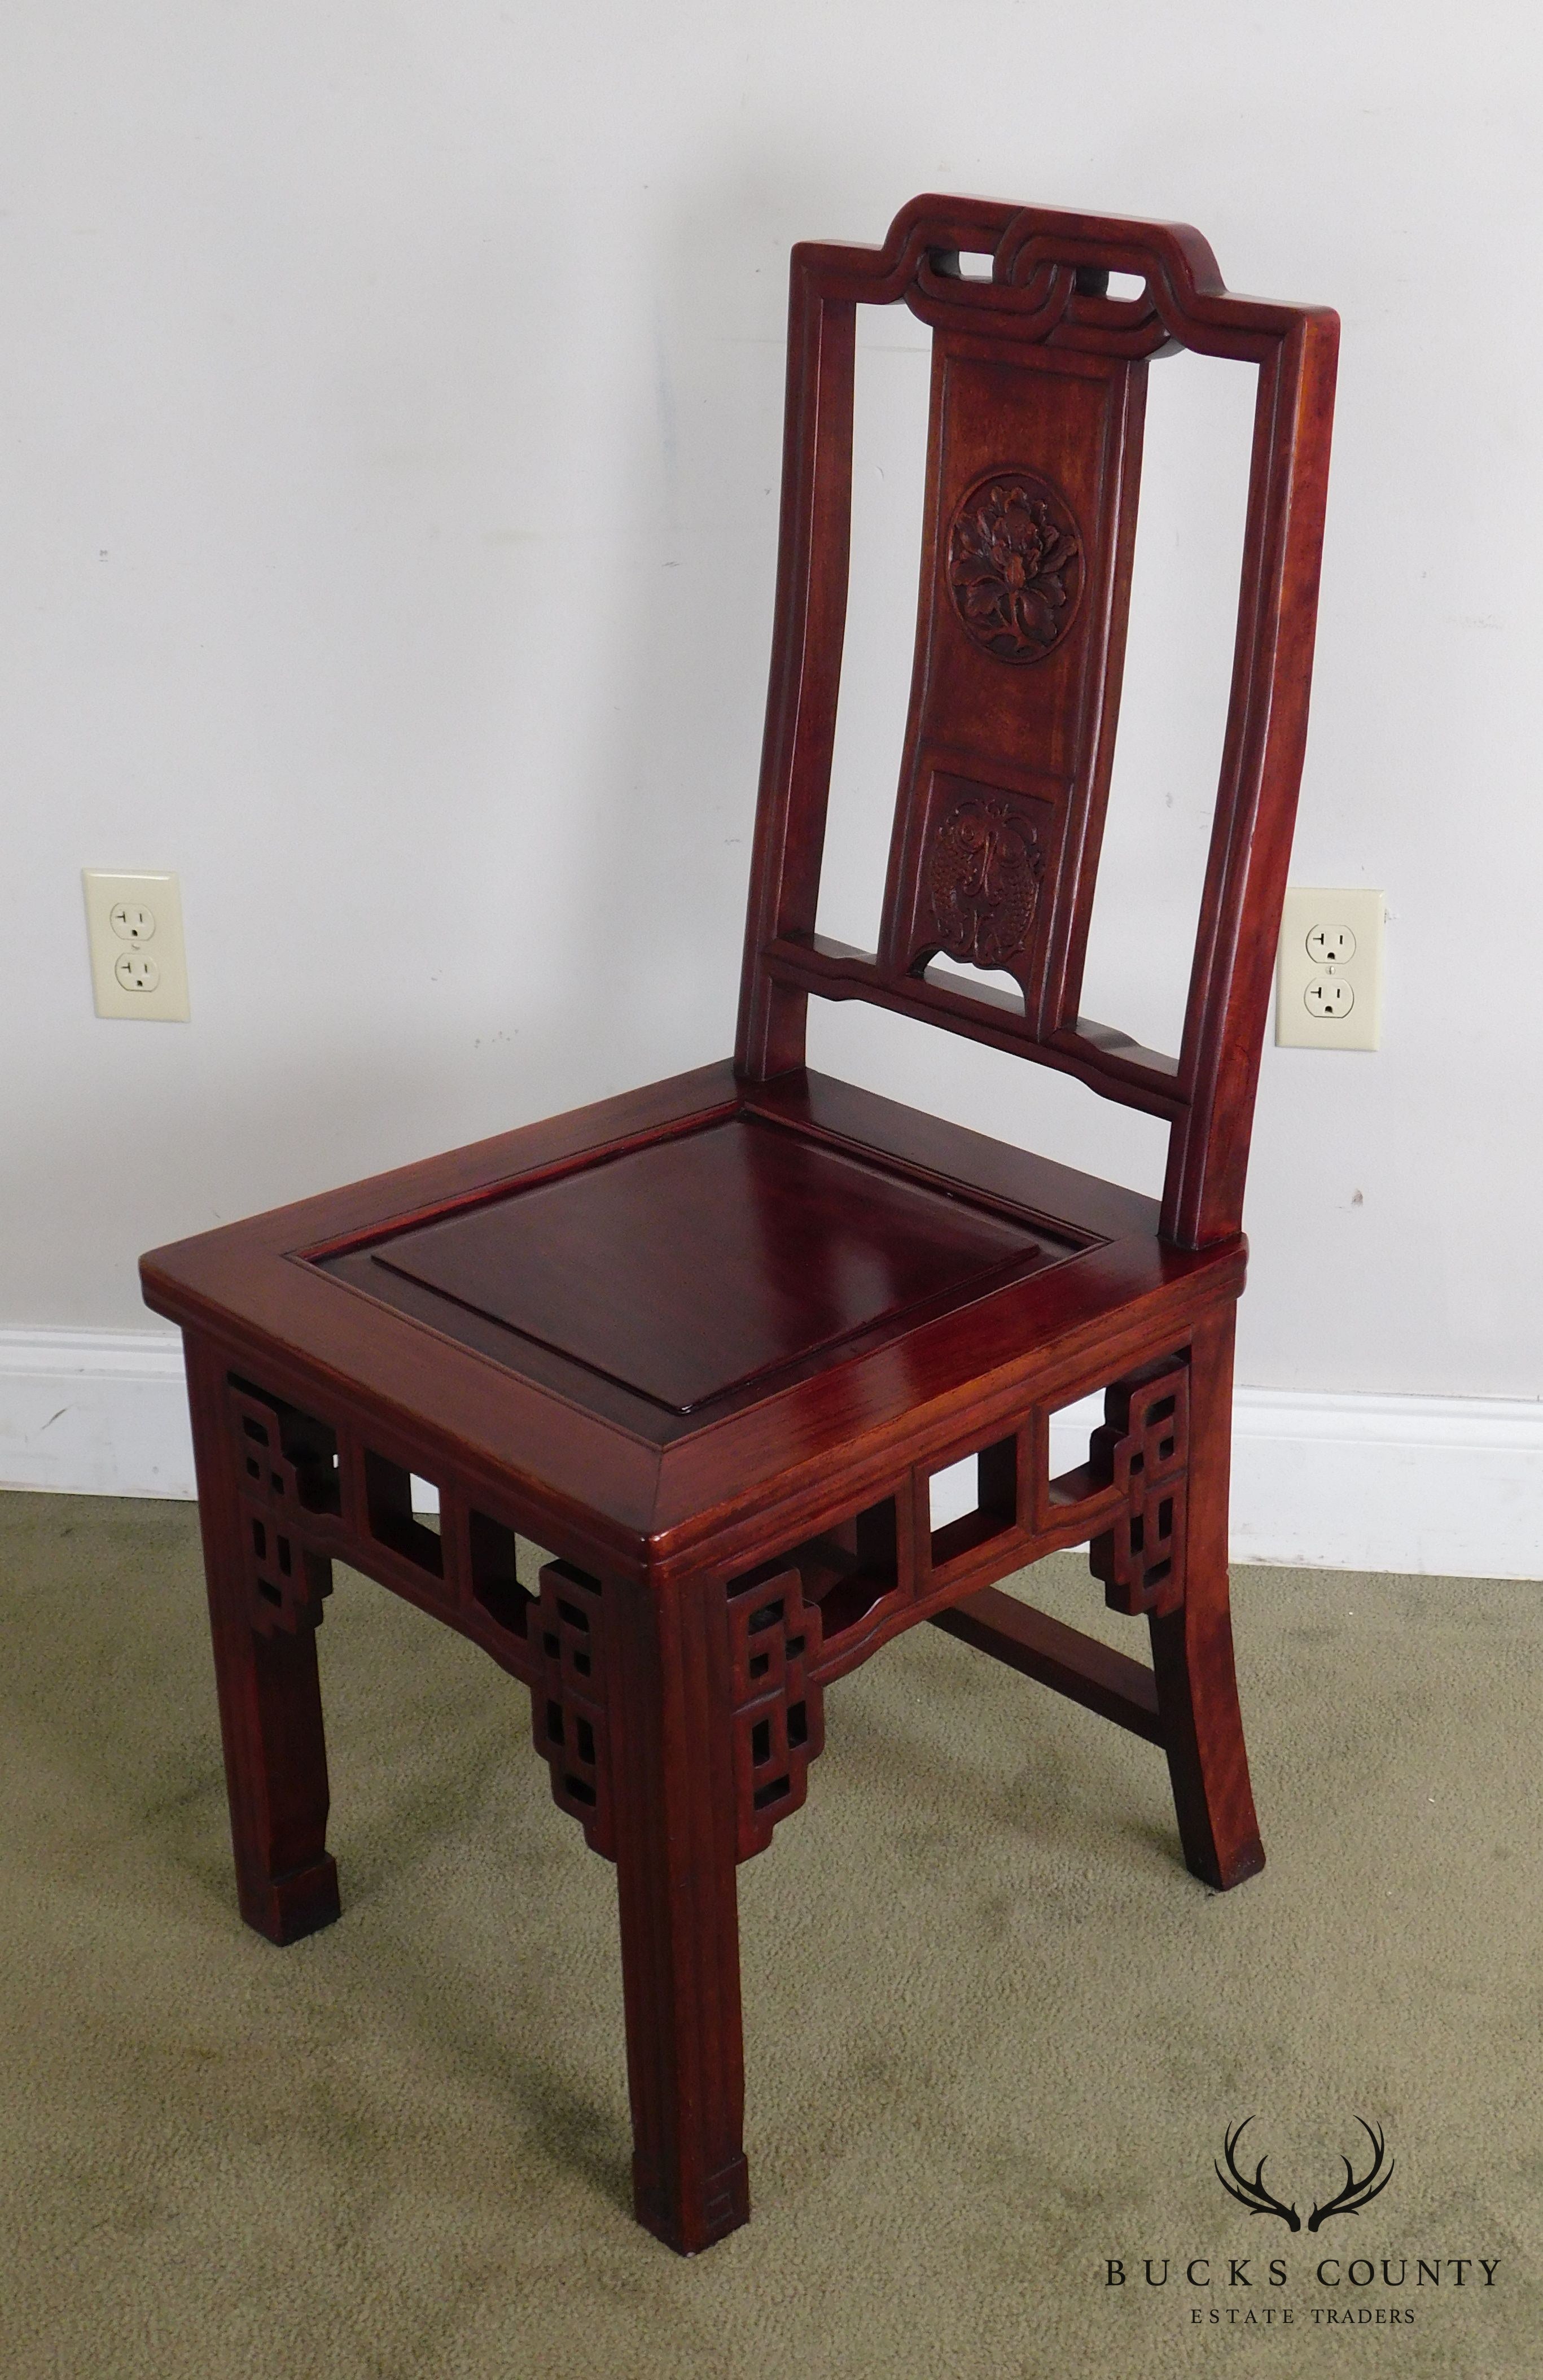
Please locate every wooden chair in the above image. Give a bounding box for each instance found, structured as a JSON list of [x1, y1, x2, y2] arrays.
[[141, 196, 1338, 2256]]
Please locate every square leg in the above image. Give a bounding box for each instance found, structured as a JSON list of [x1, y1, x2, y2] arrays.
[[185, 1337, 340, 1944], [608, 1567, 749, 2252], [1147, 1309, 1265, 1890]]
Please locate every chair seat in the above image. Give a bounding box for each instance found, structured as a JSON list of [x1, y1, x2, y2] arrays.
[[142, 1060, 1243, 1574], [325, 1106, 1064, 1416]]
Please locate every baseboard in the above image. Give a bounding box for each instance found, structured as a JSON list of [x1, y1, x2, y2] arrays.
[[0, 1329, 195, 1500], [1225, 1387, 1542, 1580], [1, 1329, 1538, 1581]]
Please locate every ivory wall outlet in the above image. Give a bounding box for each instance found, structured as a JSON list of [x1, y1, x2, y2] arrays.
[[82, 870, 190, 1020], [1275, 885, 1383, 1051]]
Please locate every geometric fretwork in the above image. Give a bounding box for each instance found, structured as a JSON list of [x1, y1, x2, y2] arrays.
[[727, 1565, 826, 1861], [528, 1561, 614, 1858], [719, 1355, 1201, 1853], [1087, 1358, 1190, 1617], [223, 1342, 1198, 1859], [227, 1384, 337, 1636], [225, 1381, 623, 1852]]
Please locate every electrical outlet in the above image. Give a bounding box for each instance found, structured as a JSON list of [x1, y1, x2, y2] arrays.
[[82, 870, 190, 1020], [1303, 974, 1354, 1019], [1276, 886, 1383, 1051]]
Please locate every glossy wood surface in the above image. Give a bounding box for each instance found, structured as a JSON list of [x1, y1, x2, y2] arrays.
[[735, 195, 1338, 1249], [145, 1063, 1239, 1557], [338, 1110, 1063, 1417], [141, 196, 1335, 2256]]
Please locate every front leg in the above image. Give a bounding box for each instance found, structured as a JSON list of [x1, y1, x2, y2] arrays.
[[606, 1565, 748, 2253], [185, 1337, 340, 1945]]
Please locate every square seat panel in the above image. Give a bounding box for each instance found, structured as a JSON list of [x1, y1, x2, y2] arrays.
[[317, 1108, 1078, 1423], [144, 1067, 1241, 1541]]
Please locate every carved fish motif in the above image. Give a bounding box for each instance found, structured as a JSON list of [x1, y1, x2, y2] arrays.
[[928, 797, 1045, 968]]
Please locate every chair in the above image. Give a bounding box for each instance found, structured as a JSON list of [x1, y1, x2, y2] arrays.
[[141, 196, 1338, 2255]]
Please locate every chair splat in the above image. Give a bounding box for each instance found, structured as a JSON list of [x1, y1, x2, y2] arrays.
[[737, 195, 1338, 1249]]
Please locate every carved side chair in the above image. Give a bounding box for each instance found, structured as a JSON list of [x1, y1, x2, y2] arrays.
[[141, 198, 1338, 2255]]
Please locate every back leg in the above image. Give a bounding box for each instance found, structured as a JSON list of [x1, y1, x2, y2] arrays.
[[1148, 1309, 1263, 1888]]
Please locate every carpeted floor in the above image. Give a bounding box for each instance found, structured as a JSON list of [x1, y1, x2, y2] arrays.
[[2, 1492, 1540, 2378]]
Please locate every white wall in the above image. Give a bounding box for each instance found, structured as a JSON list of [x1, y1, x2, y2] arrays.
[[3, 5, 1540, 1442]]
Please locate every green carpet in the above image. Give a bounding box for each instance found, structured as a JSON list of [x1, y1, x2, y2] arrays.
[[2, 1491, 1540, 2378]]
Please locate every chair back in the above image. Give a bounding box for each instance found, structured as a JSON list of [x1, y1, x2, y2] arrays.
[[735, 196, 1339, 1248]]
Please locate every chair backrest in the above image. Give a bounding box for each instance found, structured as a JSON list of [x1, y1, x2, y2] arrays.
[[734, 196, 1338, 1250]]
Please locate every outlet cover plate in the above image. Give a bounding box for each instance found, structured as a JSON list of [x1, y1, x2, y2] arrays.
[[1276, 885, 1383, 1051], [82, 870, 190, 1021]]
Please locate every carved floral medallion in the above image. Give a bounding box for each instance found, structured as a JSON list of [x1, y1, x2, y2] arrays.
[[927, 797, 1045, 969], [946, 472, 1082, 662]]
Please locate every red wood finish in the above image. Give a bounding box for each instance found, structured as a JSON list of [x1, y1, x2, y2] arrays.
[[610, 1567, 748, 2252], [735, 196, 1338, 1246], [141, 198, 1336, 2256], [184, 1337, 340, 1944], [930, 1588, 1162, 1744], [341, 1110, 1065, 1418]]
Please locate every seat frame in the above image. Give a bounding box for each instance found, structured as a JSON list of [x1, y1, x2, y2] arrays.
[[142, 196, 1338, 2256]]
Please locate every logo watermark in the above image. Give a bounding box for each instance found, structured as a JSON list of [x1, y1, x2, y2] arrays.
[[1102, 2120, 1501, 2331]]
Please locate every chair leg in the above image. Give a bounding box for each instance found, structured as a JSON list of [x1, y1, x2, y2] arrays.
[[608, 1567, 748, 2254], [1148, 1307, 1265, 1891], [185, 1337, 340, 1945]]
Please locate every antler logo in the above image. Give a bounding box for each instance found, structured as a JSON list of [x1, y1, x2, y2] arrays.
[[1216, 2118, 1394, 2234]]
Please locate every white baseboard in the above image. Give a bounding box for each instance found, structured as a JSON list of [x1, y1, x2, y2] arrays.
[[0, 1329, 196, 1500], [1225, 1386, 1542, 1580], [1, 1329, 1538, 1581]]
